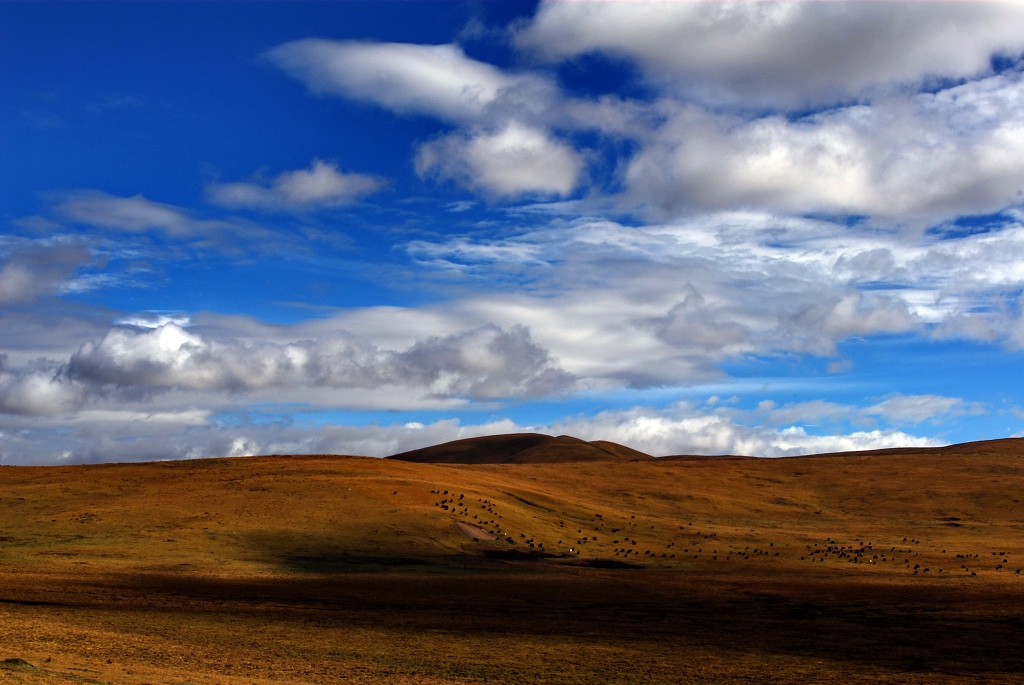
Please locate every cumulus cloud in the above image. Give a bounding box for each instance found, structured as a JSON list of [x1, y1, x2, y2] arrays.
[[0, 401, 941, 465], [0, 313, 579, 433], [518, 1, 1024, 108], [763, 426, 941, 457], [644, 285, 914, 358], [0, 412, 522, 464], [259, 11, 1024, 219], [266, 38, 581, 202], [266, 39, 552, 122], [549, 404, 941, 458], [393, 324, 574, 399], [30, 321, 572, 409], [12, 6, 1024, 465], [416, 122, 583, 198], [206, 160, 383, 211], [0, 356, 83, 416], [521, 5, 1024, 221], [623, 72, 1024, 219], [271, 33, 1024, 218]]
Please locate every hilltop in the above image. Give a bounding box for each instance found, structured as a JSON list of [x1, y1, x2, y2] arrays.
[[386, 432, 654, 464]]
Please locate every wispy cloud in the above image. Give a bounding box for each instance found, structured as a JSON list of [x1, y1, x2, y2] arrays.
[[0, 241, 92, 305], [54, 191, 201, 237], [34, 190, 341, 259], [864, 393, 983, 425], [398, 212, 1024, 364], [206, 160, 383, 212], [266, 40, 549, 123]]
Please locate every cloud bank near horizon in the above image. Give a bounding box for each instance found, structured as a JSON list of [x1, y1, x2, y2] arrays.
[[0, 396, 947, 465]]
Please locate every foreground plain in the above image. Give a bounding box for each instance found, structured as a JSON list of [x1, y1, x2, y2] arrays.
[[2, 438, 1024, 684]]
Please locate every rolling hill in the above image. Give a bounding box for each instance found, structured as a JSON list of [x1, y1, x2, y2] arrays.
[[0, 436, 1022, 684], [386, 432, 654, 463]]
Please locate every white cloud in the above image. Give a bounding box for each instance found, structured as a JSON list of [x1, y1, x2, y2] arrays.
[[394, 324, 573, 399], [756, 399, 856, 428], [0, 310, 114, 367], [757, 394, 984, 429], [518, 1, 1024, 108], [864, 393, 981, 424], [55, 191, 198, 236], [0, 263, 38, 304], [267, 40, 548, 122], [416, 122, 583, 198], [405, 236, 545, 271], [11, 5, 1024, 465], [72, 409, 211, 425], [266, 39, 580, 202], [0, 242, 91, 305], [0, 357, 83, 416], [259, 13, 1024, 219], [39, 190, 328, 257], [206, 160, 382, 211], [390, 216, 922, 376], [0, 412, 525, 464], [624, 72, 1024, 219], [382, 209, 1024, 380], [767, 426, 939, 457], [544, 403, 941, 458], [0, 401, 941, 465], [115, 313, 192, 329], [10, 320, 573, 411]]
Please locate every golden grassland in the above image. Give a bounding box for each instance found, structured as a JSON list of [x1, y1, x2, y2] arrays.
[[2, 438, 1024, 684]]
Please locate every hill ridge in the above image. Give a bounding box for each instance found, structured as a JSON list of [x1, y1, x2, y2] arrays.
[[387, 432, 654, 464]]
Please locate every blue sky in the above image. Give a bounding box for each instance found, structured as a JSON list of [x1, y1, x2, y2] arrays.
[[4, 1, 1024, 464]]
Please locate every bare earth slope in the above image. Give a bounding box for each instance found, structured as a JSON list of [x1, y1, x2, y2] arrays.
[[1, 438, 1023, 684], [387, 432, 654, 463]]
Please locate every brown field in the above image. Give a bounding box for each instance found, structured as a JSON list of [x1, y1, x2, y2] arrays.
[[2, 437, 1023, 684]]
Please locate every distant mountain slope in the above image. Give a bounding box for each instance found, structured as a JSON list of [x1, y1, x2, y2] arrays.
[[784, 436, 1024, 460], [387, 433, 654, 464], [588, 440, 655, 462], [660, 436, 1024, 461]]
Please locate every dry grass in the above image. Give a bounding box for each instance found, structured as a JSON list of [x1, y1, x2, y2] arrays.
[[1, 440, 1023, 683]]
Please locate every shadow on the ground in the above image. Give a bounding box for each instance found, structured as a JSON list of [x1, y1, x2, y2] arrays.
[[87, 568, 1024, 677]]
